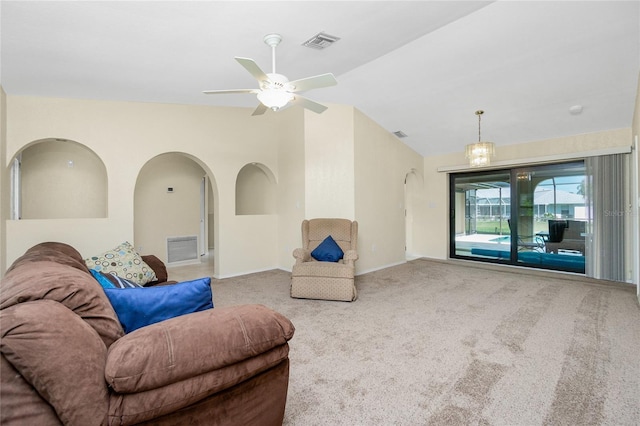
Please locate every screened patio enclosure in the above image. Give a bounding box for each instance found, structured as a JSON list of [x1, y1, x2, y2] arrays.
[[450, 162, 587, 274]]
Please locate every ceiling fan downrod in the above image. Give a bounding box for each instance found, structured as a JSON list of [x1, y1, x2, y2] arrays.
[[263, 33, 282, 74]]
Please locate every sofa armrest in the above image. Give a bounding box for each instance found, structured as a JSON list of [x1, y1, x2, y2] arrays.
[[141, 255, 168, 286], [293, 248, 311, 264], [0, 300, 109, 426], [105, 304, 294, 393]]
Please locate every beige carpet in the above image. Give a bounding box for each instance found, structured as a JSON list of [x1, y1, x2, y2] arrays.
[[176, 258, 640, 425]]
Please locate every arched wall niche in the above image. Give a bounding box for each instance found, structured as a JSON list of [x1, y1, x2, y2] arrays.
[[133, 152, 218, 269], [10, 138, 108, 219], [235, 162, 277, 215]]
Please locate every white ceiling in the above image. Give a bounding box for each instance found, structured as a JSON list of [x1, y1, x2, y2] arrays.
[[1, 1, 638, 157]]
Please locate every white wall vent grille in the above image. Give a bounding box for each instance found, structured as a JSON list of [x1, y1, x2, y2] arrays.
[[167, 236, 198, 264]]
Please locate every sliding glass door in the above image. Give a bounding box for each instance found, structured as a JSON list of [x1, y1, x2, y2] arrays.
[[450, 161, 586, 273]]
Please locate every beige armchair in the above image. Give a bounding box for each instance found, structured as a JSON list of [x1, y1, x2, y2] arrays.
[[291, 218, 358, 301]]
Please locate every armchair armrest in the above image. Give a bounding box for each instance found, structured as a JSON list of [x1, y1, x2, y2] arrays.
[[105, 304, 294, 393], [343, 249, 359, 266], [293, 248, 311, 264]]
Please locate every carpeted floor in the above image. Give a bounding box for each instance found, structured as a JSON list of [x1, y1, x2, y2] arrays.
[[173, 258, 640, 425]]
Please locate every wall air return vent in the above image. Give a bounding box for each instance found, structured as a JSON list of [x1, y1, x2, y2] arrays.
[[167, 236, 199, 264], [302, 32, 340, 50]]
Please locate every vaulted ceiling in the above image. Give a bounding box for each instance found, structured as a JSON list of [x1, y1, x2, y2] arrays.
[[1, 1, 638, 157]]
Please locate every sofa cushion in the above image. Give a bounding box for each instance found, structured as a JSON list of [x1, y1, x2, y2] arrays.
[[103, 277, 213, 333], [1, 354, 61, 425], [311, 235, 344, 262], [85, 241, 157, 286], [108, 350, 290, 425], [0, 260, 124, 347], [0, 300, 109, 426], [105, 304, 295, 393]]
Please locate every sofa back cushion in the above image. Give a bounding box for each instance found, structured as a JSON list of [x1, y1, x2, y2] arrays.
[[0, 260, 124, 347], [7, 242, 91, 276]]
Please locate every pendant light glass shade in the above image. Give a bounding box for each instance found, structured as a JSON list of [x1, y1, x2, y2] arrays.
[[465, 141, 495, 167], [465, 110, 495, 167]]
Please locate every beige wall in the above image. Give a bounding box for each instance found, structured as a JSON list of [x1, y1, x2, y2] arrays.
[[276, 107, 306, 270], [304, 104, 356, 219], [2, 95, 414, 278], [354, 109, 424, 273], [419, 127, 634, 261], [4, 96, 283, 278], [3, 92, 636, 282]]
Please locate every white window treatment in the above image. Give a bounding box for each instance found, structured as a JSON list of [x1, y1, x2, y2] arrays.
[[585, 153, 629, 281]]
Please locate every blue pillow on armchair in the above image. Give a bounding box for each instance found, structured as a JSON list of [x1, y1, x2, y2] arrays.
[[311, 235, 344, 262], [103, 277, 213, 333]]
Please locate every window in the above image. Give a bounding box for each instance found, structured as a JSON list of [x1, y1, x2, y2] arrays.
[[450, 161, 586, 273]]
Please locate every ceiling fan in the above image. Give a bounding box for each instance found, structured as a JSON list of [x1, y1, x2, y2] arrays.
[[203, 33, 337, 116]]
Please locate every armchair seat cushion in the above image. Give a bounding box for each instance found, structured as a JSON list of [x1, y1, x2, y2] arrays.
[[292, 261, 355, 279]]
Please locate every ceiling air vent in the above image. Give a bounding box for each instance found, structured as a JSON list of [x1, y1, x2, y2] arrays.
[[302, 32, 340, 50], [393, 131, 408, 138]]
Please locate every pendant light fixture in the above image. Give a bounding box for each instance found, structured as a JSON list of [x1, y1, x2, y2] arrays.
[[465, 110, 495, 167]]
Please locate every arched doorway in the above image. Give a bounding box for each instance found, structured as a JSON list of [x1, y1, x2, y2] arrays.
[[134, 153, 218, 275]]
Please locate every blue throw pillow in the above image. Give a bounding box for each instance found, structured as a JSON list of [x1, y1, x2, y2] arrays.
[[90, 269, 115, 288], [103, 277, 213, 333], [90, 269, 142, 289], [311, 235, 344, 262]]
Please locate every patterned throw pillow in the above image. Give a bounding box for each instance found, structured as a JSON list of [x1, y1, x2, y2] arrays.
[[85, 242, 157, 286]]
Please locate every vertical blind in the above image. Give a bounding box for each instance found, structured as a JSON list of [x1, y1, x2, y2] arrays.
[[585, 153, 628, 281]]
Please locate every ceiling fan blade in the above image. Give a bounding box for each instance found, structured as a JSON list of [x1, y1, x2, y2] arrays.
[[203, 89, 257, 95], [291, 95, 328, 114], [289, 73, 337, 93], [251, 103, 269, 116], [235, 57, 269, 83]]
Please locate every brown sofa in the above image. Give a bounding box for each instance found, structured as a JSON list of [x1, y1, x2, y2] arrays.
[[0, 242, 295, 425]]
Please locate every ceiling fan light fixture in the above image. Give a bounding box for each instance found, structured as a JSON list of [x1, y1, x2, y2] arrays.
[[257, 89, 293, 111], [465, 110, 495, 167]]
